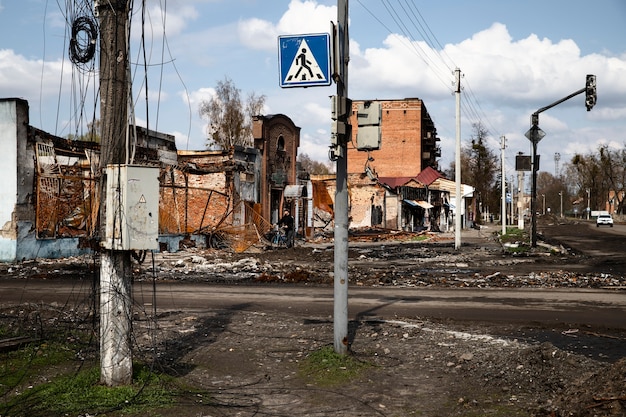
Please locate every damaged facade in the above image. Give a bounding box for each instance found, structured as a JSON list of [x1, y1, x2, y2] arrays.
[[0, 98, 305, 261], [312, 98, 473, 233]]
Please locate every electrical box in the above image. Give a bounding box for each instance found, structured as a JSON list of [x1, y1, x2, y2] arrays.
[[331, 95, 350, 120], [356, 101, 382, 151], [356, 101, 381, 126], [104, 165, 159, 251], [357, 125, 381, 150]]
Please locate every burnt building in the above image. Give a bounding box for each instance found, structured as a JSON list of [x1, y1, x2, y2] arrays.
[[253, 114, 306, 227]]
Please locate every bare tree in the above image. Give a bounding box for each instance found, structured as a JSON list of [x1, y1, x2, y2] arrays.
[[199, 77, 266, 149], [458, 122, 499, 223], [567, 145, 626, 215], [298, 153, 333, 175], [537, 171, 569, 215]]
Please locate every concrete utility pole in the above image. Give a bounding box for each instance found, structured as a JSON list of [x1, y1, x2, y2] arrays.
[[98, 0, 133, 386], [454, 68, 462, 249], [518, 171, 524, 230], [333, 0, 350, 355]]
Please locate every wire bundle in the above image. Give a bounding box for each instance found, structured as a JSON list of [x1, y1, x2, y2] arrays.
[[69, 15, 98, 65]]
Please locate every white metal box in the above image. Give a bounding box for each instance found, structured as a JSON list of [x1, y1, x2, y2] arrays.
[[104, 165, 159, 251], [356, 125, 381, 150]]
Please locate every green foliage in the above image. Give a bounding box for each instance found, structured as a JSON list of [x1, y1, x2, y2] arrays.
[[500, 227, 524, 241], [298, 345, 370, 386]]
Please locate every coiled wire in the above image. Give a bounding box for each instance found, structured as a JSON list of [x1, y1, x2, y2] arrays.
[[69, 15, 98, 65]]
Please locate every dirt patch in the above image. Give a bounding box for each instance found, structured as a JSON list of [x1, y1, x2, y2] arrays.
[[128, 305, 623, 417]]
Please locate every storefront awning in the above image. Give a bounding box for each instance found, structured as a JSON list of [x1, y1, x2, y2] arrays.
[[416, 200, 433, 209], [403, 199, 433, 209]]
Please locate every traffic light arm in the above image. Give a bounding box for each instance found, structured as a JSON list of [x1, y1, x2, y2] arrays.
[[532, 74, 596, 125], [533, 86, 586, 124]]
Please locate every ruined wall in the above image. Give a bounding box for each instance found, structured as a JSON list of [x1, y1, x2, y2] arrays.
[[311, 174, 398, 231], [160, 168, 230, 235], [348, 173, 386, 229], [0, 99, 22, 260], [253, 114, 300, 223], [384, 190, 399, 230], [348, 99, 424, 177]]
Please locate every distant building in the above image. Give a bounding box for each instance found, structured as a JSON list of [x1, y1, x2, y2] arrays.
[[347, 98, 440, 177], [310, 98, 474, 233]]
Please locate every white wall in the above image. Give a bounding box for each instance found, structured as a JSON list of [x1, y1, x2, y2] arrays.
[[0, 100, 18, 259]]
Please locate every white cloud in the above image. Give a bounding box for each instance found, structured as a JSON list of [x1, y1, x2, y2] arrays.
[[185, 87, 216, 108], [238, 0, 335, 51], [131, 3, 199, 42], [238, 18, 278, 51], [0, 49, 66, 98]]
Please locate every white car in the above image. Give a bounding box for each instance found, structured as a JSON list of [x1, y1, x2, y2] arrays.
[[596, 214, 614, 227]]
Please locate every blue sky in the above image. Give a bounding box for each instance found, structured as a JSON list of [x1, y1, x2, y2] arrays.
[[1, 0, 625, 179]]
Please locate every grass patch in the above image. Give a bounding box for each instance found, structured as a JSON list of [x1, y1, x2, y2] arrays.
[[499, 227, 532, 253], [0, 341, 76, 389], [1, 363, 177, 416], [298, 345, 370, 387], [500, 227, 525, 242]]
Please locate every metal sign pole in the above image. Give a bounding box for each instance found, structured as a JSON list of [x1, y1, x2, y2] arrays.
[[333, 0, 350, 355]]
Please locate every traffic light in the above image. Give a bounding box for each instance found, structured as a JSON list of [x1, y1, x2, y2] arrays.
[[585, 74, 596, 111]]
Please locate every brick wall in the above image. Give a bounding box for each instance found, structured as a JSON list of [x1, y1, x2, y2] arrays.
[[348, 99, 424, 178], [159, 166, 230, 235]]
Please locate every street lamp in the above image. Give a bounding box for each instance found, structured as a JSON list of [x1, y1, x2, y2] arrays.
[[559, 191, 563, 218], [541, 194, 545, 215]]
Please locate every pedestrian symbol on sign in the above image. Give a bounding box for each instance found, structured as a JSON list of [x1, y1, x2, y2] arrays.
[[285, 40, 326, 82], [278, 33, 331, 88]]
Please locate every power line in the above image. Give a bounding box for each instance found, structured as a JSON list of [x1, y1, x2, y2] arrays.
[[355, 0, 502, 142]]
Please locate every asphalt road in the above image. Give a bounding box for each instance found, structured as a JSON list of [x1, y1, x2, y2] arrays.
[[538, 217, 626, 274], [2, 219, 625, 360], [2, 271, 625, 329]]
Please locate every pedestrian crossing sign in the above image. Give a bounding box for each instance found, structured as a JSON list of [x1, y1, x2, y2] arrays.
[[278, 33, 331, 88]]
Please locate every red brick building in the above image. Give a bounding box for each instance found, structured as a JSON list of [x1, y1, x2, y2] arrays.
[[347, 98, 440, 177], [252, 114, 302, 225]]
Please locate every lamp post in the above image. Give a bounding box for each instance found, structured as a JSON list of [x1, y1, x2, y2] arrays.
[[541, 194, 545, 215], [586, 188, 590, 220], [559, 191, 563, 218]]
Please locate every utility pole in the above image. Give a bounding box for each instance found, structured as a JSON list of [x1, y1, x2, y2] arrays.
[[500, 136, 506, 236], [333, 0, 350, 355], [98, 0, 133, 386], [454, 68, 462, 249], [517, 171, 525, 229]]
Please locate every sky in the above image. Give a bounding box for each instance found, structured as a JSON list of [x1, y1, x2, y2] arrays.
[[1, 0, 625, 181]]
